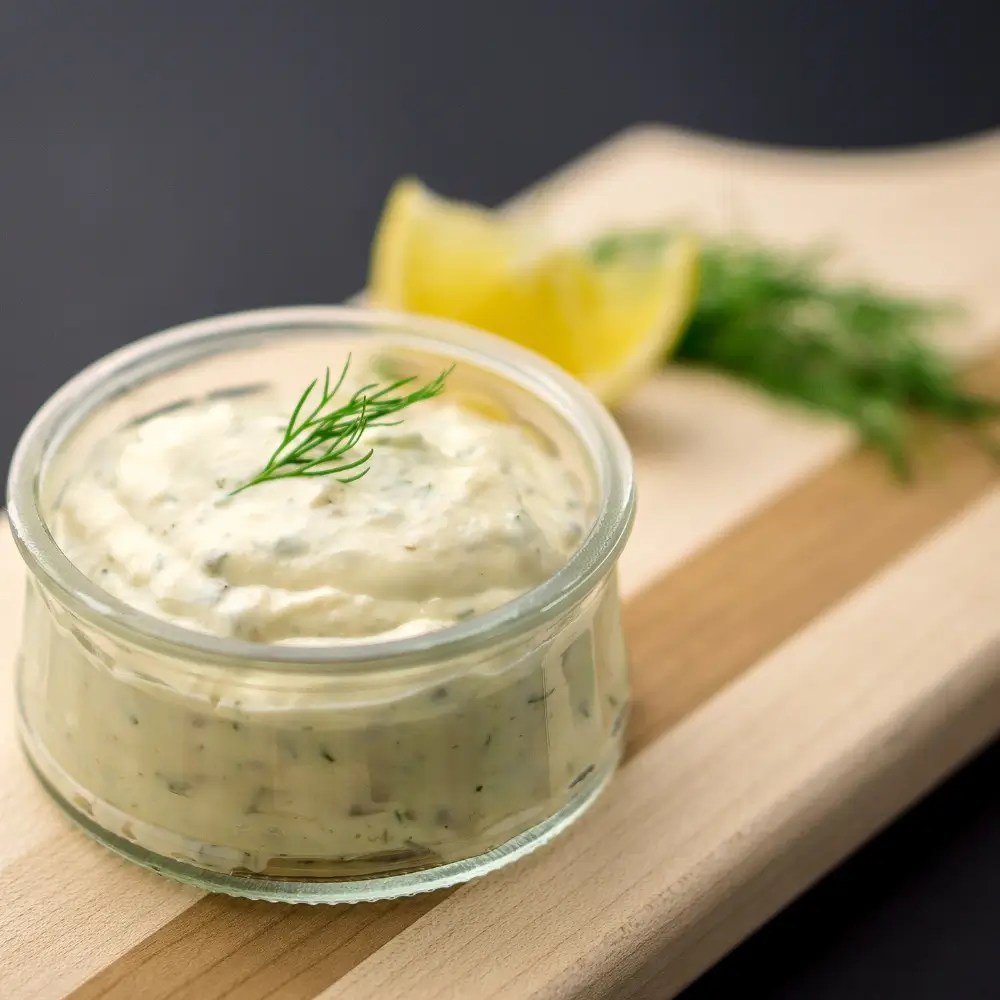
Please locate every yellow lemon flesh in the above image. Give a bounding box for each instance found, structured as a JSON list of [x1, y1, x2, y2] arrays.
[[369, 178, 700, 407]]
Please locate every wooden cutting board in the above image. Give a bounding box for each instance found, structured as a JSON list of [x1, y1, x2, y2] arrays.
[[4, 125, 1000, 1000]]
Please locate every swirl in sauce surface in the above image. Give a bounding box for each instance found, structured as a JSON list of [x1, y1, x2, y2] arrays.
[[54, 396, 586, 642]]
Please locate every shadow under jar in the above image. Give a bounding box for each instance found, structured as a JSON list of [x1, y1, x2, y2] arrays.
[[7, 306, 635, 903]]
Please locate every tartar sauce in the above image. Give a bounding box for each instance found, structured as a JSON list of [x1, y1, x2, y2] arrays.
[[53, 393, 586, 643], [31, 375, 629, 878]]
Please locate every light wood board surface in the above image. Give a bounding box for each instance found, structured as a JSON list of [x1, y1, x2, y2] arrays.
[[2, 124, 1000, 1000]]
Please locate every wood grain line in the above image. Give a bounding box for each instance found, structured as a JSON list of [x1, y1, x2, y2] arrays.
[[626, 352, 1000, 755], [68, 354, 1000, 1000], [69, 894, 445, 1000]]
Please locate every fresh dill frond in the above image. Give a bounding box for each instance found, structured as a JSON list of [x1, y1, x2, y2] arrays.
[[229, 355, 452, 495], [589, 230, 1000, 479]]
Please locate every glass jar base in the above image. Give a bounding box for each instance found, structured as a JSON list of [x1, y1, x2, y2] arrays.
[[21, 740, 619, 904]]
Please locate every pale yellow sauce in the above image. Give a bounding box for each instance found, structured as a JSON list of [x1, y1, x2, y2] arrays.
[[54, 396, 585, 642]]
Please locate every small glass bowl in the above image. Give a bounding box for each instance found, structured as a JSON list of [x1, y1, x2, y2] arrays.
[[6, 306, 635, 903]]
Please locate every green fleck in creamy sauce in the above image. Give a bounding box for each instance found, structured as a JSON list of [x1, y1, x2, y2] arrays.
[[33, 386, 629, 877]]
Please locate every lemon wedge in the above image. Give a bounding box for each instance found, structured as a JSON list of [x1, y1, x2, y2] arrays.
[[369, 178, 700, 406]]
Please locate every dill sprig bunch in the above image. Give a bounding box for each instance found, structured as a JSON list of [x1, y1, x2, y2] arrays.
[[230, 356, 451, 495], [591, 231, 1000, 478]]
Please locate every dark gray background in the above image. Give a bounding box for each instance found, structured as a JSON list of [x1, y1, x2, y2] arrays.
[[3, 3, 1000, 996]]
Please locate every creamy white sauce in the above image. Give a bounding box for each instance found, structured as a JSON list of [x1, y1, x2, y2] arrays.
[[26, 378, 629, 878], [53, 396, 585, 642]]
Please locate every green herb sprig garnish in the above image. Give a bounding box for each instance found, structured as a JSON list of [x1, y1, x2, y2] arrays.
[[230, 356, 452, 495], [590, 230, 1000, 479]]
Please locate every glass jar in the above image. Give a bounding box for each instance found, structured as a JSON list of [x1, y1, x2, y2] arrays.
[[7, 306, 635, 903]]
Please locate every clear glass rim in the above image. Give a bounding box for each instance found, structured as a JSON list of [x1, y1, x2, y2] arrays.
[[6, 305, 635, 672]]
